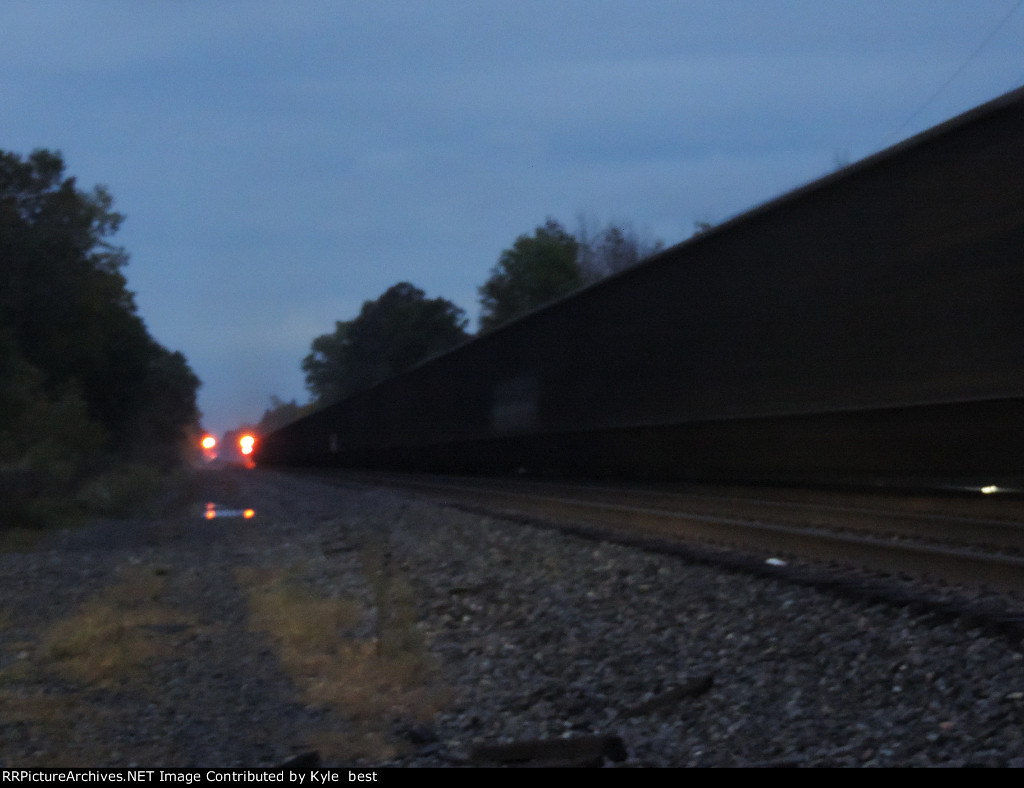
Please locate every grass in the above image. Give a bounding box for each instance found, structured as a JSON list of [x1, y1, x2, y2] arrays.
[[0, 562, 199, 766], [40, 565, 196, 689], [0, 508, 451, 766], [0, 463, 203, 553], [235, 551, 450, 762]]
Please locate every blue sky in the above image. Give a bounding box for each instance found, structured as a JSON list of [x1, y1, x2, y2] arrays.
[[3, 1, 1023, 437]]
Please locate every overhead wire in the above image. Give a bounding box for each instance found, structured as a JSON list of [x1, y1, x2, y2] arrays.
[[882, 0, 1023, 146]]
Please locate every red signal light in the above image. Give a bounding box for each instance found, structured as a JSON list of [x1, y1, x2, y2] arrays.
[[239, 434, 256, 456]]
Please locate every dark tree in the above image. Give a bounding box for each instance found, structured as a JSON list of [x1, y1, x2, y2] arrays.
[[575, 217, 664, 280], [0, 148, 200, 467], [301, 320, 353, 404], [478, 218, 583, 332], [302, 282, 469, 402]]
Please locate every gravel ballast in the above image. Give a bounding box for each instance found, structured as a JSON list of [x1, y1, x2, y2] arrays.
[[2, 468, 1023, 767]]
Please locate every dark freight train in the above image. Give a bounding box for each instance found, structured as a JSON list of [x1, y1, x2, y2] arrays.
[[257, 87, 1024, 488]]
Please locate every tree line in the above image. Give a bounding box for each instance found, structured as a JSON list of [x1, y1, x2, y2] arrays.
[[1, 149, 201, 527], [262, 216, 662, 430]]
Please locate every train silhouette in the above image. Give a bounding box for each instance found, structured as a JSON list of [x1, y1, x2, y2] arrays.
[[256, 87, 1024, 491]]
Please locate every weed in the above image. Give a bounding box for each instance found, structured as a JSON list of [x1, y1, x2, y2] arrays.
[[236, 556, 449, 762], [73, 463, 182, 519], [41, 564, 195, 689], [0, 562, 197, 765]]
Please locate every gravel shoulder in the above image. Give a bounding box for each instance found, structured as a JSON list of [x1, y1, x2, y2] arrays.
[[2, 468, 1024, 767]]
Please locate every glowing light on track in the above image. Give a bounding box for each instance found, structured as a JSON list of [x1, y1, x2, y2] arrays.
[[204, 502, 256, 520], [201, 435, 217, 450], [239, 434, 256, 456]]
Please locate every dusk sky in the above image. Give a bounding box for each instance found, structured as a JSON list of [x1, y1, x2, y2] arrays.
[[4, 1, 1023, 438]]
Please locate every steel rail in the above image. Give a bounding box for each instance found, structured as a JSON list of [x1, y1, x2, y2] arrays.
[[458, 478, 1024, 551], [333, 470, 1024, 550], [321, 471, 1024, 594]]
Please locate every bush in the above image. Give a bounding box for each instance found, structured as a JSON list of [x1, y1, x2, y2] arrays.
[[0, 342, 107, 529], [72, 463, 169, 519]]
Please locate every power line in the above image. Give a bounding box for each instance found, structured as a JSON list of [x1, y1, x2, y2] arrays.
[[883, 0, 1023, 145]]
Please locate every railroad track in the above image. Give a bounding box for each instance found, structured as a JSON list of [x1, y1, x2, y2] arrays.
[[290, 469, 1024, 596]]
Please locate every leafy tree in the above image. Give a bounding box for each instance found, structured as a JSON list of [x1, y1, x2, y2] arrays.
[[575, 216, 664, 280], [301, 320, 353, 404], [478, 218, 583, 332], [0, 328, 106, 525], [121, 345, 202, 466], [302, 282, 469, 402], [0, 148, 200, 470]]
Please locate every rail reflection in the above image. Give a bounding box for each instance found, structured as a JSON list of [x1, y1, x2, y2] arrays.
[[204, 502, 255, 520]]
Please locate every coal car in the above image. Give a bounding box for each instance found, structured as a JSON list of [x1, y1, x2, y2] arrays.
[[257, 87, 1024, 489]]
